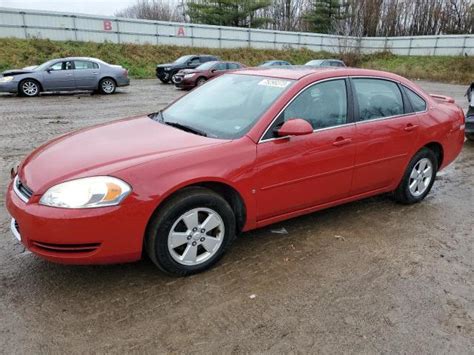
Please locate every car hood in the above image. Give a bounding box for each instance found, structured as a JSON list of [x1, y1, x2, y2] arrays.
[[19, 115, 227, 193], [156, 63, 174, 68], [2, 69, 35, 76]]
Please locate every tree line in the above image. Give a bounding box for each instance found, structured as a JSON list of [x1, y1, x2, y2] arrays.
[[115, 0, 474, 36]]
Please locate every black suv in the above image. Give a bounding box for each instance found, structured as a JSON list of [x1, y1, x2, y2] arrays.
[[156, 55, 220, 83]]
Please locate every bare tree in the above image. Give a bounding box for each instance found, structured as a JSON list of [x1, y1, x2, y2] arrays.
[[115, 0, 185, 22]]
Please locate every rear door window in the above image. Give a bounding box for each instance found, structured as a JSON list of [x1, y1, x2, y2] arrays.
[[352, 78, 404, 121], [74, 61, 98, 70]]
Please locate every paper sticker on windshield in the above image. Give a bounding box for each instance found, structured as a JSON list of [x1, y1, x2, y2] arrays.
[[258, 79, 291, 88]]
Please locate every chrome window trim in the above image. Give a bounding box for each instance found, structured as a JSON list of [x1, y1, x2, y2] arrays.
[[259, 77, 350, 144], [13, 175, 29, 203]]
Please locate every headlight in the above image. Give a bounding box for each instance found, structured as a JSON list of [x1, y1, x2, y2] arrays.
[[39, 176, 131, 209], [0, 76, 14, 83], [164, 67, 171, 71], [184, 74, 195, 79]]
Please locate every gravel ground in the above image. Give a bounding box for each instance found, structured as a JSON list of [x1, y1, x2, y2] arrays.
[[0, 79, 472, 354]]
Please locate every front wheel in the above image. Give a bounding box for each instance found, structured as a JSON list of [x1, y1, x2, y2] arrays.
[[196, 77, 207, 86], [98, 78, 116, 94], [19, 79, 40, 97], [466, 133, 474, 141], [145, 187, 236, 276], [393, 148, 438, 204]]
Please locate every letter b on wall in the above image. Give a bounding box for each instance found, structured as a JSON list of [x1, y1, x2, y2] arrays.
[[103, 20, 113, 31]]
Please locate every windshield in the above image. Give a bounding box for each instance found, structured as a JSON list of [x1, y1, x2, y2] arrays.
[[162, 74, 294, 139], [174, 55, 193, 64], [35, 59, 57, 71], [305, 60, 324, 66], [196, 61, 218, 70]]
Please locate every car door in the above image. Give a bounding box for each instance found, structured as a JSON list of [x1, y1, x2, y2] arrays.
[[209, 62, 227, 79], [350, 77, 420, 195], [73, 60, 99, 89], [187, 56, 201, 69], [255, 78, 356, 221], [42, 61, 76, 91]]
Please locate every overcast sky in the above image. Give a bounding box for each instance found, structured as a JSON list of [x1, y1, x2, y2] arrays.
[[0, 0, 138, 16]]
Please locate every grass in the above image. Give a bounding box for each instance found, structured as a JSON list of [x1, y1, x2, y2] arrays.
[[0, 38, 472, 84]]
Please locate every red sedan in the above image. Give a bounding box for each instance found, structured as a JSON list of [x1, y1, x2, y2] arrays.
[[6, 67, 465, 275], [173, 60, 244, 89]]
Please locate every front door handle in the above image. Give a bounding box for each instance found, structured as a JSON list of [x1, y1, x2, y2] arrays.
[[404, 124, 419, 132], [332, 137, 352, 147]]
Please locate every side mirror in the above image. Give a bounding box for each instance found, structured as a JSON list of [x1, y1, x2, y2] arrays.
[[46, 68, 52, 73], [211, 68, 216, 73], [276, 118, 313, 137]]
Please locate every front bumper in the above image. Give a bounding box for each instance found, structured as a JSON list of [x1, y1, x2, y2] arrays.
[[0, 80, 18, 93], [6, 180, 149, 265], [156, 70, 170, 81], [175, 76, 196, 89]]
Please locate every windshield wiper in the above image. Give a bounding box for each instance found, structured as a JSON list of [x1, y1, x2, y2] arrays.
[[149, 110, 164, 122], [163, 121, 208, 137]]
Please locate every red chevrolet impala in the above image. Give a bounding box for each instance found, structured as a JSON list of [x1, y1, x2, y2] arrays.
[[6, 67, 465, 275]]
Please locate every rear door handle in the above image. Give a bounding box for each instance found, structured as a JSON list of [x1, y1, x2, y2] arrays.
[[404, 124, 419, 132], [332, 137, 352, 147]]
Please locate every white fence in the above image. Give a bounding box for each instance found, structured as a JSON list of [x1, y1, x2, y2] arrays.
[[0, 7, 473, 56]]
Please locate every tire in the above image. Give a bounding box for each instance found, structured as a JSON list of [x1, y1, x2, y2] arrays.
[[393, 148, 438, 204], [171, 73, 179, 84], [466, 133, 474, 141], [196, 77, 207, 86], [19, 79, 40, 97], [98, 78, 116, 94], [158, 77, 169, 84], [145, 187, 236, 276]]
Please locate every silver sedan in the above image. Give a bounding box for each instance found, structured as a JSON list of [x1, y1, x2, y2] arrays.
[[0, 57, 130, 97]]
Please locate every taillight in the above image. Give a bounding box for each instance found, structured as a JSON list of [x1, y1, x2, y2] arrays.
[[123, 69, 128, 77]]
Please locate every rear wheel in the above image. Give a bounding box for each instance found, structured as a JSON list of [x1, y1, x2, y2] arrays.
[[98, 78, 116, 94], [19, 79, 40, 97], [145, 187, 236, 276], [393, 148, 438, 204]]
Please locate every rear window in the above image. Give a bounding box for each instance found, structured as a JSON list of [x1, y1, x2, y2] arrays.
[[404, 86, 427, 112]]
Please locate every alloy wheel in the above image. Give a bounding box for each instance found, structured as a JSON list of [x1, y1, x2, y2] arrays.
[[101, 79, 115, 94], [408, 158, 433, 197], [22, 81, 39, 96], [167, 207, 225, 266]]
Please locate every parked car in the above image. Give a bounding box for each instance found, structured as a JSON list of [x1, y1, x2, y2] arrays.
[[305, 59, 346, 67], [156, 55, 220, 84], [0, 57, 129, 97], [464, 82, 474, 141], [7, 67, 465, 276], [174, 61, 245, 89], [259, 60, 292, 67]]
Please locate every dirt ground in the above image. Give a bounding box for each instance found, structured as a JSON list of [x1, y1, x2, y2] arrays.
[[0, 80, 472, 354]]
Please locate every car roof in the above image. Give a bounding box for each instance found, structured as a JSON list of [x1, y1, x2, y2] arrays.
[[235, 66, 408, 82], [56, 57, 102, 61]]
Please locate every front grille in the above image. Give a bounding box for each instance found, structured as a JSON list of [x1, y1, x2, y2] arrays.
[[31, 241, 101, 254], [14, 176, 33, 202]]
